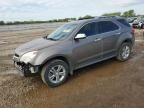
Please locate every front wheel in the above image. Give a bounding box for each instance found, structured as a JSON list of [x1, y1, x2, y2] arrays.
[[41, 59, 69, 87], [116, 43, 132, 61]]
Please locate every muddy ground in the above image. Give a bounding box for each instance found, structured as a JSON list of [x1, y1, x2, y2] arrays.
[[0, 24, 144, 108]]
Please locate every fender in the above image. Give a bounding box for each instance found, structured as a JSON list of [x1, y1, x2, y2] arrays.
[[29, 46, 74, 75], [115, 32, 134, 50]]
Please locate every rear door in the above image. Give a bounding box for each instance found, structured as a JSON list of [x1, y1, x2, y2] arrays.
[[98, 21, 120, 58]]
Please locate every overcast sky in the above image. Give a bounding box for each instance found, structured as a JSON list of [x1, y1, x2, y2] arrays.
[[0, 0, 144, 21]]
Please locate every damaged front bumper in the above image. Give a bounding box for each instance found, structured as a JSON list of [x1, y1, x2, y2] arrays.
[[13, 54, 40, 77]]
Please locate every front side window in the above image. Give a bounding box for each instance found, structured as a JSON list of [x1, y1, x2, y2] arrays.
[[78, 22, 98, 36], [98, 21, 119, 34]]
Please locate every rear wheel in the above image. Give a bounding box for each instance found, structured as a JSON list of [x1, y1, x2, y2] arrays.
[[116, 43, 132, 61], [41, 59, 69, 87]]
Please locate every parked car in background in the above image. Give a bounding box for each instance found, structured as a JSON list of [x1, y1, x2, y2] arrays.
[[13, 16, 135, 87], [138, 20, 144, 29], [133, 20, 144, 29], [127, 17, 144, 29], [127, 17, 137, 26]]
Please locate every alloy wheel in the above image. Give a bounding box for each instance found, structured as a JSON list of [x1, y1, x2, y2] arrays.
[[121, 45, 130, 59], [48, 65, 66, 84]]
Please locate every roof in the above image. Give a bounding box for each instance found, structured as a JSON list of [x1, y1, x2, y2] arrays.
[[68, 16, 126, 25]]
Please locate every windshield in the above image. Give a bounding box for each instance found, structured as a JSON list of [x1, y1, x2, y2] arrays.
[[47, 23, 78, 41]]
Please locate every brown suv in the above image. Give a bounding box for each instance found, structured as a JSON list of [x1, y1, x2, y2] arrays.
[[13, 16, 135, 87]]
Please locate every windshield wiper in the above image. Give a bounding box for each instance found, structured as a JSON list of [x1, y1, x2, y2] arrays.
[[43, 36, 57, 41], [47, 37, 57, 41]]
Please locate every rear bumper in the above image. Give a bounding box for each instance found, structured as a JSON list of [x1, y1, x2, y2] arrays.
[[13, 56, 40, 77]]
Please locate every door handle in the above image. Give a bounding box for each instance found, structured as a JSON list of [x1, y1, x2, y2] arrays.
[[115, 32, 121, 35], [94, 38, 102, 42]]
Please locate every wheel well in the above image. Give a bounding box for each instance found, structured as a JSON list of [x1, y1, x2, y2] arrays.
[[44, 56, 69, 66], [41, 56, 71, 73], [123, 39, 132, 44], [117, 39, 133, 51]]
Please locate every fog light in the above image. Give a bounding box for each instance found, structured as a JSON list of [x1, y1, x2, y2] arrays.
[[30, 67, 35, 73]]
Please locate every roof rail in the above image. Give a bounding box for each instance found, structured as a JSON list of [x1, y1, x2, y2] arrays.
[[95, 16, 122, 19]]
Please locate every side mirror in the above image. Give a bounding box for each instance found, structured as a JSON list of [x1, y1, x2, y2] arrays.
[[75, 34, 86, 40]]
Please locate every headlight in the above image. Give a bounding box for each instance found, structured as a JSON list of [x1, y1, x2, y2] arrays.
[[20, 51, 38, 64]]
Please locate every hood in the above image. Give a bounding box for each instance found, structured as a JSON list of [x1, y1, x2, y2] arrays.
[[15, 38, 59, 56]]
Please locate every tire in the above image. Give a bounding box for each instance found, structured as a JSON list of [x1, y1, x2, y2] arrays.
[[41, 59, 69, 87], [116, 42, 132, 62]]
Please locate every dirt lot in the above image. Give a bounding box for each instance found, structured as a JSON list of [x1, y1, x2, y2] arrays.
[[0, 24, 144, 108]]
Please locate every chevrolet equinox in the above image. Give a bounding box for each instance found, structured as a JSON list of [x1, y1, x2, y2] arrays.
[[13, 16, 135, 87]]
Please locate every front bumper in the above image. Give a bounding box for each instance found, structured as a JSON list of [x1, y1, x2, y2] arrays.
[[13, 55, 40, 77]]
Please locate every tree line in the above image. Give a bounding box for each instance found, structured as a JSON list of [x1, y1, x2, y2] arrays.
[[0, 10, 143, 25], [102, 9, 136, 17], [0, 18, 76, 25]]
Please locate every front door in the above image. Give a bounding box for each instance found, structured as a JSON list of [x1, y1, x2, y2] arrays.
[[73, 22, 103, 69]]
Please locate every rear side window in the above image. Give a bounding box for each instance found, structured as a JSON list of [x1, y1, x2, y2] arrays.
[[78, 22, 98, 36], [98, 21, 119, 34], [117, 19, 130, 27]]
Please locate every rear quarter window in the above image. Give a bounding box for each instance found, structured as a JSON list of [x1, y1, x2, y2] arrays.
[[117, 19, 130, 27]]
